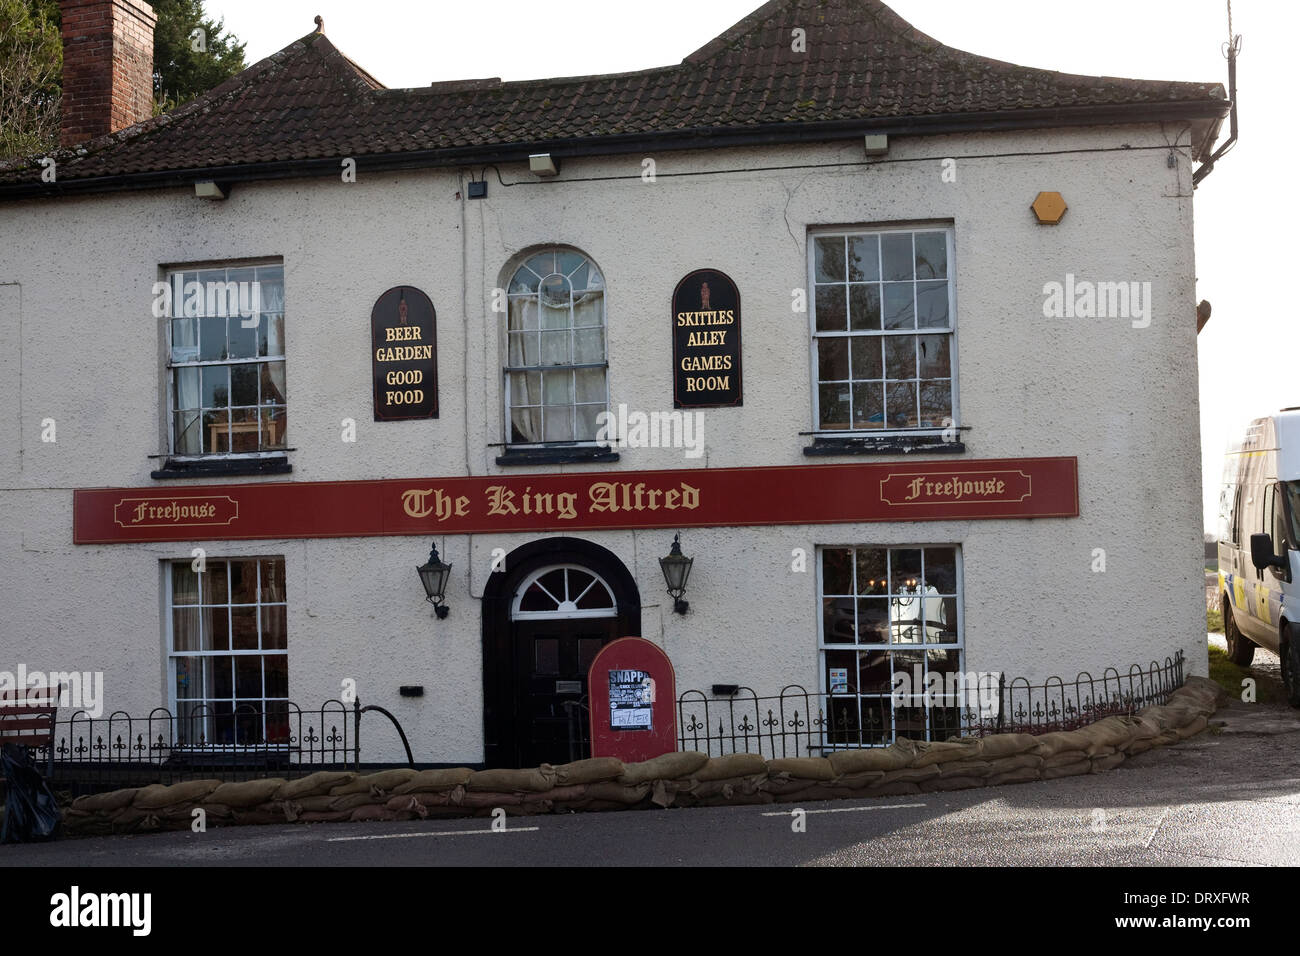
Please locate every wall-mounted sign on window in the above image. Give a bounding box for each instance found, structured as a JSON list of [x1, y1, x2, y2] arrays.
[[608, 668, 653, 731], [672, 269, 742, 408], [371, 285, 438, 421]]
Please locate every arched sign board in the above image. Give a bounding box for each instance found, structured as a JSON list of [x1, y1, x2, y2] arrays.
[[588, 637, 677, 763], [371, 285, 438, 421], [672, 269, 741, 408]]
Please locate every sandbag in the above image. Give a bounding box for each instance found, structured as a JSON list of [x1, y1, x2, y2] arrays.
[[206, 779, 283, 809], [835, 770, 887, 790], [767, 757, 835, 781], [522, 784, 590, 805], [133, 779, 222, 810], [466, 768, 556, 793], [694, 753, 767, 781], [329, 768, 419, 795], [1175, 715, 1208, 739], [919, 775, 985, 792], [392, 768, 473, 794], [1126, 737, 1157, 756], [1031, 730, 1088, 757], [827, 746, 912, 775], [987, 766, 1041, 786], [552, 757, 625, 786], [987, 754, 1044, 774], [584, 781, 652, 806], [976, 733, 1039, 758], [1040, 750, 1086, 769], [618, 751, 709, 784], [773, 783, 854, 803], [911, 739, 981, 767], [1090, 752, 1126, 772], [1076, 716, 1138, 754], [457, 790, 523, 808], [878, 764, 940, 785], [764, 774, 815, 796], [277, 771, 357, 800], [937, 760, 995, 779], [72, 788, 140, 813]]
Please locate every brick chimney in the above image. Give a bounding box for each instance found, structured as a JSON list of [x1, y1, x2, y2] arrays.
[[59, 0, 157, 147]]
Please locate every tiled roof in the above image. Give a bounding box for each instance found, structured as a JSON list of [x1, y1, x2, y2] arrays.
[[0, 0, 1227, 195]]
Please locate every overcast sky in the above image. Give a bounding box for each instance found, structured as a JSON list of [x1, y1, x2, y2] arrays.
[[205, 0, 1293, 530]]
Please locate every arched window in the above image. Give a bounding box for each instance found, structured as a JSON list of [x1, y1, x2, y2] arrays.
[[511, 564, 618, 620], [504, 247, 607, 445]]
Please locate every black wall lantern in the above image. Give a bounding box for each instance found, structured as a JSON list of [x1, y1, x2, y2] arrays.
[[417, 542, 452, 619], [659, 533, 693, 615]]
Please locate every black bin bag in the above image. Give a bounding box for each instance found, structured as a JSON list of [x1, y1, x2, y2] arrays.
[[0, 742, 62, 843]]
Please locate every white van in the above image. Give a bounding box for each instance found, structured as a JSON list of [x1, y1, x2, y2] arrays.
[[1216, 408, 1300, 706]]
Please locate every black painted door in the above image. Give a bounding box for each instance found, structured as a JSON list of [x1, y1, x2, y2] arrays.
[[512, 619, 618, 768]]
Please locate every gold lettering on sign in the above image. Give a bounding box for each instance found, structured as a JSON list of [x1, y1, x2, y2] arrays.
[[589, 481, 701, 513], [402, 488, 469, 520], [112, 496, 238, 528]]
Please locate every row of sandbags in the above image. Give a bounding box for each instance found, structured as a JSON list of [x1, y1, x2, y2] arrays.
[[63, 676, 1224, 835]]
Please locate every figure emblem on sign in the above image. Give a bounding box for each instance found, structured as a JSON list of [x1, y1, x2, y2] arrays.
[[699, 281, 711, 310]]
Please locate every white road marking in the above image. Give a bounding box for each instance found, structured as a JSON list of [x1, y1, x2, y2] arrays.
[[761, 802, 926, 816], [327, 826, 541, 843]]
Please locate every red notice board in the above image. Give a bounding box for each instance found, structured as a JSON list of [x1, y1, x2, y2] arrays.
[[588, 638, 677, 763]]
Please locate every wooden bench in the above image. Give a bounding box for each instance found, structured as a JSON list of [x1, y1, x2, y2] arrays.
[[0, 688, 58, 780]]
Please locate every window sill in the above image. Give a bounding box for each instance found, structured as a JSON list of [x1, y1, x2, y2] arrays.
[[495, 445, 620, 466], [151, 456, 292, 479], [802, 435, 965, 456]]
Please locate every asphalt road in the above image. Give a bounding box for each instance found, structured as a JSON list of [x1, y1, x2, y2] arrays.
[[4, 694, 1298, 867]]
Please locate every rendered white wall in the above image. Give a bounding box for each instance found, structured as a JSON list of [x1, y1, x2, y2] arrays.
[[0, 124, 1208, 762]]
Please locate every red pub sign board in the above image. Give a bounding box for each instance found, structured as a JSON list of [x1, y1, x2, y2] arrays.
[[72, 457, 1078, 544]]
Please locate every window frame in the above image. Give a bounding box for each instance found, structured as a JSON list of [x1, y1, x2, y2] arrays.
[[806, 224, 959, 438], [501, 246, 610, 450], [815, 543, 967, 747], [163, 555, 290, 750], [162, 258, 287, 463]]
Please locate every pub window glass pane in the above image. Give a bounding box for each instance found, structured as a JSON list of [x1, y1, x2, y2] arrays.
[[168, 558, 289, 739], [814, 236, 845, 282], [818, 546, 963, 745], [847, 235, 880, 281], [505, 248, 607, 446], [812, 229, 954, 435], [819, 384, 850, 429], [167, 262, 286, 457], [818, 337, 849, 381], [814, 285, 847, 332]]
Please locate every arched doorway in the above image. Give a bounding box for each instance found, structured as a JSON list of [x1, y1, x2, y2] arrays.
[[481, 537, 641, 769]]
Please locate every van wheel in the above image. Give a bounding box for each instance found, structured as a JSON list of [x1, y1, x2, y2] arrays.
[[1223, 596, 1255, 666], [1283, 625, 1300, 709]]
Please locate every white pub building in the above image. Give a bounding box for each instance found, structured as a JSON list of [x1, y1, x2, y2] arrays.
[[0, 0, 1226, 767]]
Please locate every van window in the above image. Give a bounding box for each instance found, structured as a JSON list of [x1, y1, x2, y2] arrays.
[[1273, 485, 1288, 550], [1284, 481, 1300, 549]]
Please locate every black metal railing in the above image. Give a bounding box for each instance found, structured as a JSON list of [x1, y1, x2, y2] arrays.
[[28, 699, 380, 791], [676, 652, 1185, 758]]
